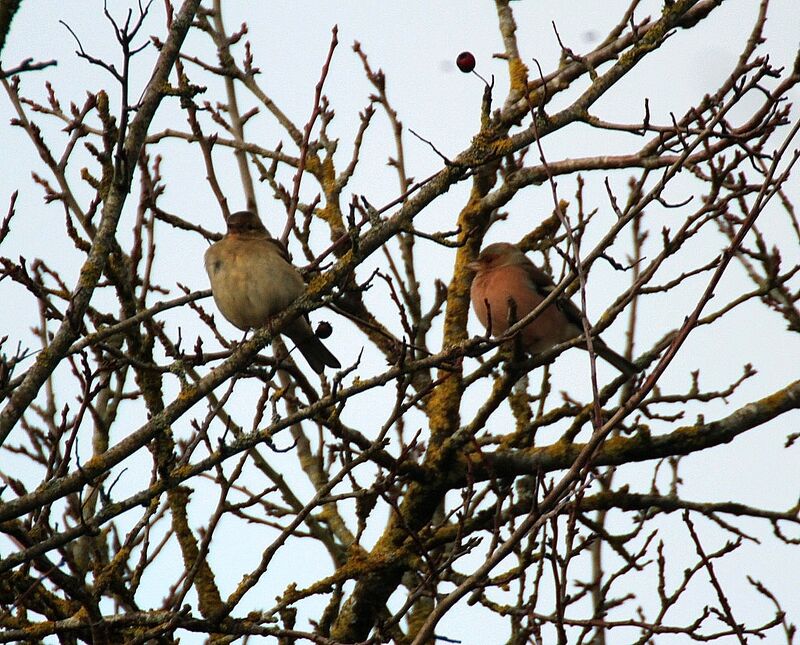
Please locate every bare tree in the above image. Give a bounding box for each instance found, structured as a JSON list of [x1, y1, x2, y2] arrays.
[[1, 1, 798, 643]]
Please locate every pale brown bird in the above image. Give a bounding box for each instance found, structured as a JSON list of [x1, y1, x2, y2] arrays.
[[469, 242, 637, 376], [204, 210, 340, 373]]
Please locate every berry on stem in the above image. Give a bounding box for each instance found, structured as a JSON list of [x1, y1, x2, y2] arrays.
[[456, 51, 476, 73]]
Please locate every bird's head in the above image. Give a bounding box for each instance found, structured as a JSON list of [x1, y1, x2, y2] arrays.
[[226, 211, 269, 239], [468, 242, 525, 273]]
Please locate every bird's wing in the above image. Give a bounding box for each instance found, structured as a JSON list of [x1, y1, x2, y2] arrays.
[[263, 237, 293, 264], [521, 259, 587, 333]]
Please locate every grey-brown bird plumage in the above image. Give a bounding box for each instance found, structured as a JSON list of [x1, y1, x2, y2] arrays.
[[469, 242, 637, 377], [204, 211, 340, 373]]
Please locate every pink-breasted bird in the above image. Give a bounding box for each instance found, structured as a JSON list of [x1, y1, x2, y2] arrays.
[[469, 242, 636, 376], [204, 210, 340, 373]]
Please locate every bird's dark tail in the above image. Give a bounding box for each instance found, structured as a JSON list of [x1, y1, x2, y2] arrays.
[[285, 318, 342, 374], [295, 335, 341, 374]]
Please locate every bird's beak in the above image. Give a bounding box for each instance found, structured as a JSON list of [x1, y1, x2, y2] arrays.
[[467, 260, 482, 272]]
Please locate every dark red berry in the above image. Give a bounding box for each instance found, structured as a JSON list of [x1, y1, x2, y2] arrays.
[[315, 321, 333, 339], [456, 51, 476, 73]]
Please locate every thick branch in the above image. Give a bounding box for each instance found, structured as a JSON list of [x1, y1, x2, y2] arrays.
[[485, 379, 800, 477]]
